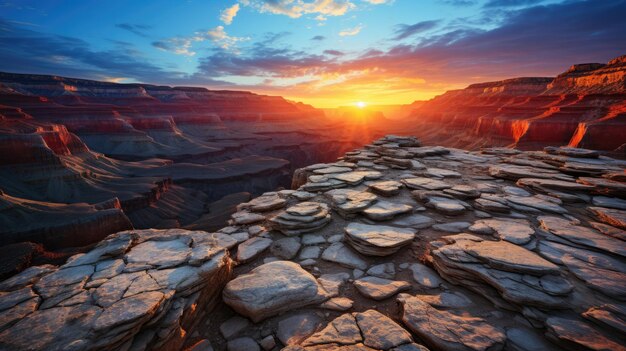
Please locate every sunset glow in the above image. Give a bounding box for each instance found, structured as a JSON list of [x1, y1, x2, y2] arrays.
[[0, 1, 624, 107], [356, 101, 367, 108]]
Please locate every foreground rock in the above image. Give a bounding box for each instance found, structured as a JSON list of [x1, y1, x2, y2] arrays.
[[344, 223, 416, 256], [2, 134, 626, 350], [222, 261, 327, 322], [399, 294, 506, 351], [0, 229, 233, 350]]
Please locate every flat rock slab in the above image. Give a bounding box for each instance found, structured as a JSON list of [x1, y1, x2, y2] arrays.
[[368, 180, 403, 196], [413, 191, 469, 215], [545, 317, 626, 351], [277, 312, 323, 346], [354, 277, 411, 300], [321, 243, 368, 270], [390, 214, 433, 229], [125, 239, 191, 269], [539, 216, 626, 257], [402, 177, 452, 190], [325, 189, 378, 218], [459, 239, 559, 275], [362, 201, 413, 221], [399, 294, 506, 351], [469, 219, 535, 245], [236, 237, 272, 263], [589, 206, 626, 230], [240, 194, 287, 212], [223, 261, 327, 322], [299, 310, 417, 350], [424, 168, 462, 178], [408, 263, 442, 288], [344, 223, 416, 256]]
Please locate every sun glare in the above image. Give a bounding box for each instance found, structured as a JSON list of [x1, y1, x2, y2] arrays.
[[356, 101, 367, 108]]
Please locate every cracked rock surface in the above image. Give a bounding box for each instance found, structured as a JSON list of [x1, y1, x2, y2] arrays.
[[1, 135, 625, 351]]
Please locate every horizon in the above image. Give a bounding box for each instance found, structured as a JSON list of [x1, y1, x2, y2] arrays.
[[1, 0, 625, 107]]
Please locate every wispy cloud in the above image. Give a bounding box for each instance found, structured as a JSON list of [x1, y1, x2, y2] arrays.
[[153, 26, 249, 55], [339, 24, 363, 36], [363, 0, 394, 4], [220, 3, 240, 25], [115, 23, 152, 38], [241, 0, 356, 18], [393, 20, 440, 40]]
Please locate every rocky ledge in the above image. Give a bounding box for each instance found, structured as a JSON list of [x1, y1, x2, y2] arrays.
[[1, 135, 626, 351]]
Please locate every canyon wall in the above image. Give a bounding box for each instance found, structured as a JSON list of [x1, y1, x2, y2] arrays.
[[405, 55, 626, 154], [0, 73, 366, 262]]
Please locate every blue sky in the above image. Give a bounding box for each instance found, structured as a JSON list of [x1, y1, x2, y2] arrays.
[[1, 0, 625, 106]]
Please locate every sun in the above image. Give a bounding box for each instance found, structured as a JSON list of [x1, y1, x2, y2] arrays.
[[355, 101, 367, 108]]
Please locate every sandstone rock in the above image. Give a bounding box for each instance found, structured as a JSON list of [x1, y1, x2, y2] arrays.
[[469, 218, 535, 245], [366, 263, 396, 279], [222, 261, 327, 322], [271, 237, 302, 259], [592, 196, 626, 210], [413, 191, 470, 215], [321, 243, 368, 270], [355, 310, 413, 349], [220, 316, 250, 340], [268, 202, 331, 236], [344, 223, 415, 256], [236, 237, 272, 263], [239, 194, 286, 212], [545, 317, 625, 351], [325, 189, 377, 218], [399, 294, 506, 351], [402, 177, 451, 191], [277, 312, 323, 345], [354, 277, 411, 300], [538, 216, 626, 257], [408, 263, 442, 288], [589, 206, 626, 229], [390, 214, 433, 229], [362, 201, 413, 221], [319, 297, 353, 311], [368, 180, 403, 196]]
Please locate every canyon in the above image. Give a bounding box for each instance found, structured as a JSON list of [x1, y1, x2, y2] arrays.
[[1, 55, 626, 276], [405, 55, 626, 154]]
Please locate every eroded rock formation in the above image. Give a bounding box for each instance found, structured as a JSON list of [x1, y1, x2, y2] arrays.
[[405, 55, 626, 154]]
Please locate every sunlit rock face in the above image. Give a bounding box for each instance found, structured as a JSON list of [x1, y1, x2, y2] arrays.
[[405, 55, 626, 154], [1, 135, 625, 351]]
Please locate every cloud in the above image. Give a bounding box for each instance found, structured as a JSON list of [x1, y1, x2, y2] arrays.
[[220, 3, 240, 25], [153, 37, 196, 56], [311, 35, 326, 40], [115, 23, 152, 38], [393, 20, 440, 40], [484, 0, 543, 7], [0, 18, 206, 84], [191, 0, 626, 103], [153, 26, 249, 55], [339, 24, 362, 36], [362, 0, 393, 4], [324, 49, 344, 56], [439, 0, 477, 6], [242, 0, 356, 18]]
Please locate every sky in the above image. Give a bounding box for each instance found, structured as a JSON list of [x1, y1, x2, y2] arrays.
[[0, 0, 625, 107]]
